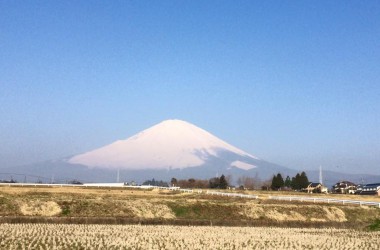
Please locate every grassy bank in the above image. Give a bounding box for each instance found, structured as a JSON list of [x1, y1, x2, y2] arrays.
[[0, 186, 379, 228]]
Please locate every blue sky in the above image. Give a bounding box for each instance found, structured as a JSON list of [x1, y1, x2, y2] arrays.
[[1, 1, 379, 175]]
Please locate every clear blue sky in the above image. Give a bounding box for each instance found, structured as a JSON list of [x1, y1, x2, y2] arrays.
[[1, 1, 379, 175]]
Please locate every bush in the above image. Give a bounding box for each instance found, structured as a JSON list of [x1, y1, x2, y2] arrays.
[[368, 218, 380, 231]]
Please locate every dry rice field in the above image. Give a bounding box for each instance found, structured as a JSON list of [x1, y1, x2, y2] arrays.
[[1, 224, 379, 249]]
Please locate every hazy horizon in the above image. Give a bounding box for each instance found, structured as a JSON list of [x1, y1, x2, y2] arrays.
[[1, 1, 379, 176]]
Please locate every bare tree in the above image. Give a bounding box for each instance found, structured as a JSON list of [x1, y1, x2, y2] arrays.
[[237, 176, 256, 190]]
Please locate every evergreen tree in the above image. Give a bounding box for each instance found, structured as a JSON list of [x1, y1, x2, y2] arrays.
[[170, 177, 178, 186], [291, 173, 301, 190], [271, 175, 277, 190], [284, 175, 292, 187], [277, 173, 284, 188], [289, 172, 309, 190], [209, 177, 220, 189], [299, 171, 309, 189], [209, 175, 229, 189], [271, 173, 284, 190], [219, 175, 228, 189]]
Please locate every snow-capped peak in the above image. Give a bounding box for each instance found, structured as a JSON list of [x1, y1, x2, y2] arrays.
[[68, 119, 258, 170]]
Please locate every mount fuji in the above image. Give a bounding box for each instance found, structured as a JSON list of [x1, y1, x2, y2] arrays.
[[4, 119, 380, 186], [6, 119, 295, 184], [64, 119, 297, 182], [69, 119, 260, 171]]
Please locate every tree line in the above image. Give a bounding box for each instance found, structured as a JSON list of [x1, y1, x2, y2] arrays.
[[170, 175, 229, 189], [271, 172, 309, 191], [142, 178, 169, 187], [142, 172, 310, 191]]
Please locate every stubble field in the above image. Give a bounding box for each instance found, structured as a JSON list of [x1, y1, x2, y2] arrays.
[[1, 224, 380, 249]]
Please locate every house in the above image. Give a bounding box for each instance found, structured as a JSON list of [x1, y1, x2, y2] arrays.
[[354, 184, 363, 194], [332, 181, 357, 194], [361, 183, 380, 195], [304, 182, 328, 193]]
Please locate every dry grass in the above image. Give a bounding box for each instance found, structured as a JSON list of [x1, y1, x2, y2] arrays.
[[0, 186, 379, 228], [252, 190, 380, 202], [19, 201, 61, 216], [2, 186, 379, 201], [126, 200, 175, 219]]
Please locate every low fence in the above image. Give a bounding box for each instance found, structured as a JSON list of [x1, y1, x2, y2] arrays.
[[178, 188, 194, 193], [0, 183, 84, 187], [152, 186, 180, 191], [0, 182, 165, 189], [269, 196, 380, 208], [206, 191, 259, 199]]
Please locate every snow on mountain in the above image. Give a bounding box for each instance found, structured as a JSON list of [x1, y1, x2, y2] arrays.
[[68, 119, 258, 170], [230, 161, 256, 170]]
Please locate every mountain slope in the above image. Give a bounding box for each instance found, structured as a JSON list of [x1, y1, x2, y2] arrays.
[[69, 119, 258, 170]]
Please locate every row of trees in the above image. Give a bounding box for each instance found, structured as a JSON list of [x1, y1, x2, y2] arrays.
[[142, 178, 169, 187], [143, 172, 308, 191], [271, 172, 309, 190], [170, 175, 229, 189]]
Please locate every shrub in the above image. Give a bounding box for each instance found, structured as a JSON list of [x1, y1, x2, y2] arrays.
[[368, 218, 380, 231]]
